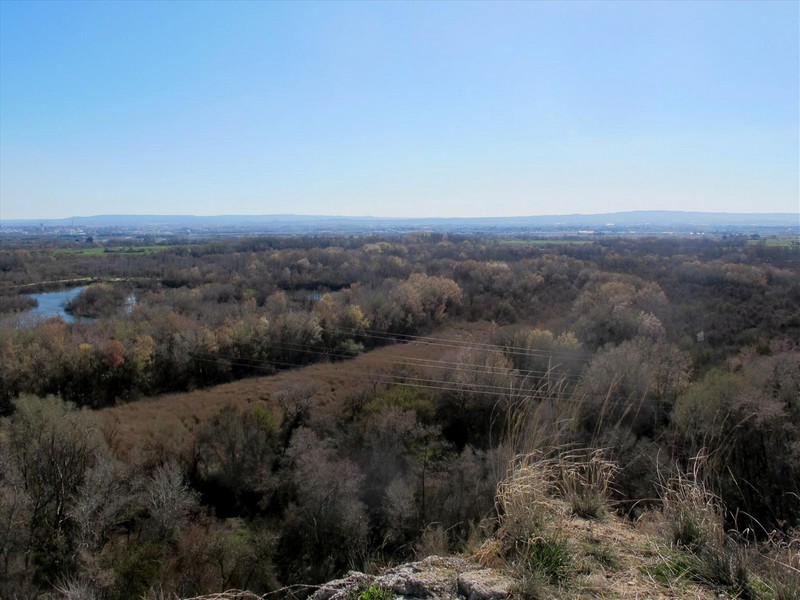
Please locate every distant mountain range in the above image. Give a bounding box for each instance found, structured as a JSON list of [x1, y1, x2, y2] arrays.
[[2, 211, 798, 234]]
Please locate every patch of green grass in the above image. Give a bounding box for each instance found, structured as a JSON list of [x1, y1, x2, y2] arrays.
[[53, 247, 107, 256], [770, 573, 800, 600], [53, 245, 173, 256], [513, 570, 552, 600], [525, 535, 574, 585], [582, 540, 620, 570], [691, 543, 755, 599], [645, 546, 758, 599], [642, 552, 693, 587], [746, 238, 800, 248], [497, 239, 593, 246], [358, 584, 394, 600]]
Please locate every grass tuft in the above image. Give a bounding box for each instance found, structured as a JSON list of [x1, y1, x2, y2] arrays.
[[523, 534, 573, 584], [496, 452, 563, 542], [642, 551, 693, 587], [513, 570, 551, 600], [656, 454, 759, 599], [658, 457, 725, 552], [582, 539, 620, 570], [358, 584, 394, 600], [558, 450, 618, 520]]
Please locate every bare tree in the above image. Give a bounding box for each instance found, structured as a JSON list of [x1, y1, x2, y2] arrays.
[[6, 395, 102, 585], [145, 462, 198, 541]]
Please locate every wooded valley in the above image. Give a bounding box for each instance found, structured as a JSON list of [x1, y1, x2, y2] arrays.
[[0, 234, 798, 598]]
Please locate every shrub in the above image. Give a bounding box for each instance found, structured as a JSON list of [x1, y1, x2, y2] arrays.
[[0, 293, 36, 314], [65, 283, 128, 318], [415, 524, 449, 558]]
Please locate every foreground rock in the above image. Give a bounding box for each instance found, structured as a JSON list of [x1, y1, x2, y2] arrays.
[[310, 556, 514, 600]]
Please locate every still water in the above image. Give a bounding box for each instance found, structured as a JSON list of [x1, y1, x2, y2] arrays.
[[0, 287, 92, 327], [3, 285, 135, 327], [27, 286, 86, 323]]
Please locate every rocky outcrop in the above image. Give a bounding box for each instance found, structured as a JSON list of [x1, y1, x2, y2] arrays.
[[309, 556, 514, 600]]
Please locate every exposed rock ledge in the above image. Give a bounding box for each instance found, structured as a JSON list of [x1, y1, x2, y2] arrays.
[[310, 556, 515, 600]]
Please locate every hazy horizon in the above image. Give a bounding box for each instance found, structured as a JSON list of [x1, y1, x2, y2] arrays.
[[1, 1, 798, 220], [4, 209, 798, 228], [4, 208, 800, 221]]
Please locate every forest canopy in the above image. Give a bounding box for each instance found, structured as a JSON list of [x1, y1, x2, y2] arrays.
[[0, 233, 798, 598]]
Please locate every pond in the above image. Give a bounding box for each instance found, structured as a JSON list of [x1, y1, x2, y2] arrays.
[[29, 286, 88, 323], [2, 286, 93, 327]]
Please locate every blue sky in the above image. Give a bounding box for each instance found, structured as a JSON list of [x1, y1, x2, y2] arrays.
[[1, 0, 797, 219]]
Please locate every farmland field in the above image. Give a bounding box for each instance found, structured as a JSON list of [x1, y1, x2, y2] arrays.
[[53, 244, 175, 256]]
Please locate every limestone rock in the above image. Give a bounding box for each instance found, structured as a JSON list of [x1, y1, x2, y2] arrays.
[[308, 556, 513, 600], [457, 569, 514, 600], [310, 570, 372, 600], [376, 556, 472, 598]]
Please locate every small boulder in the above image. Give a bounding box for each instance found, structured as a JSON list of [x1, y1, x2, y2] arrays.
[[376, 556, 472, 599], [457, 569, 514, 600]]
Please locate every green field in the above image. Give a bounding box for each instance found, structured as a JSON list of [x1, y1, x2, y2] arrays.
[[54, 245, 172, 256], [746, 238, 800, 248], [497, 239, 593, 246]]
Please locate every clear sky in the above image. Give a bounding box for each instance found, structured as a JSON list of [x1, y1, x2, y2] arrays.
[[1, 0, 798, 219]]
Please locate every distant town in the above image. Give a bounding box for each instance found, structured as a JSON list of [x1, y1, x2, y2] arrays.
[[2, 210, 798, 242]]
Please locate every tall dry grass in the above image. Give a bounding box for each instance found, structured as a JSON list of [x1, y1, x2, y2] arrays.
[[653, 453, 800, 599], [657, 454, 725, 552], [482, 369, 622, 598]]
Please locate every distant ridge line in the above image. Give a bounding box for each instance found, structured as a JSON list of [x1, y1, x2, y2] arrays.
[[2, 210, 798, 229]]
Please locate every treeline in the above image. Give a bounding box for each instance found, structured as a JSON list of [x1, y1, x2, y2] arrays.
[[0, 272, 461, 411], [2, 236, 798, 412]]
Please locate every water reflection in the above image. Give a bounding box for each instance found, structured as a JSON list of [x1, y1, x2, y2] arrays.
[[2, 287, 94, 327]]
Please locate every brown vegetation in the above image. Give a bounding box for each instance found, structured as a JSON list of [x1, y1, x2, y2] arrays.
[[0, 234, 798, 598], [102, 321, 495, 459]]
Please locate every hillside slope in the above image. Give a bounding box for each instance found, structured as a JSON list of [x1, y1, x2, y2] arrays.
[[308, 512, 722, 600]]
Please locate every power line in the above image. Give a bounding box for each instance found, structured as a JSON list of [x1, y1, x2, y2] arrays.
[[242, 337, 581, 380], [187, 351, 650, 411], [329, 325, 592, 362], [3, 309, 587, 382], [190, 349, 575, 394], [189, 352, 561, 400], [186, 336, 585, 385]]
